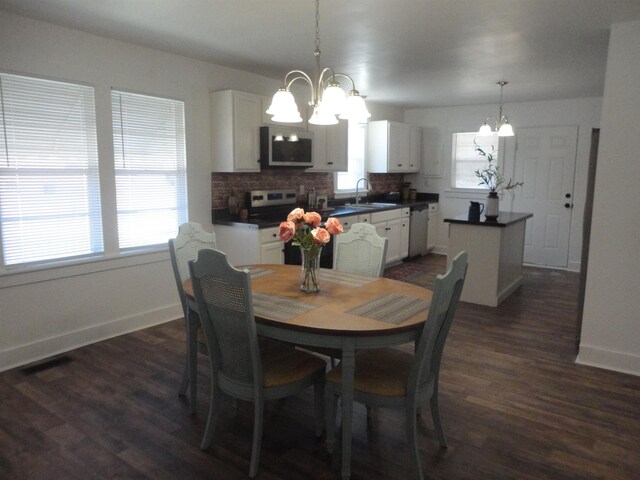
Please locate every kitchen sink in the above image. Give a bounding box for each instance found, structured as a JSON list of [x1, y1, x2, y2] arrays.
[[343, 202, 399, 209]]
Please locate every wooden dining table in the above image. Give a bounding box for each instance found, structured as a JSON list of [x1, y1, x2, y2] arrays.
[[184, 264, 433, 479]]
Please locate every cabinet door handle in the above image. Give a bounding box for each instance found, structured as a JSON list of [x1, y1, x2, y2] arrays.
[[327, 161, 333, 165], [397, 164, 403, 167], [272, 233, 277, 237]]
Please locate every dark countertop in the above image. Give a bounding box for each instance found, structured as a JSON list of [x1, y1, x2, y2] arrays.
[[444, 211, 533, 228], [213, 198, 439, 229]]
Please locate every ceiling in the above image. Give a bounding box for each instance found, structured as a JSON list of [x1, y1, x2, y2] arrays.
[[2, 0, 640, 109]]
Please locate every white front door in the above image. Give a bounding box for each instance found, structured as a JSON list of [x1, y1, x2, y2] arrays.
[[512, 126, 578, 267]]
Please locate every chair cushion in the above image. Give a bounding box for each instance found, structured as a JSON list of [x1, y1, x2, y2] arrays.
[[326, 348, 413, 397], [261, 343, 326, 388]]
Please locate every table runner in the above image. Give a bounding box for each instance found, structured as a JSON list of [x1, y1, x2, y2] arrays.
[[245, 266, 275, 279], [317, 269, 377, 287], [252, 292, 317, 320], [347, 293, 430, 325]]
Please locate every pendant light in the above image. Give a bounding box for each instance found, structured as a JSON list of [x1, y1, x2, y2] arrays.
[[266, 0, 370, 125], [478, 81, 514, 137]]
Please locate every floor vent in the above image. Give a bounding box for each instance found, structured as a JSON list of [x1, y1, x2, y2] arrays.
[[21, 355, 73, 375]]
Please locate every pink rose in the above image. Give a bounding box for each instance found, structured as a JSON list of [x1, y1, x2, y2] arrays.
[[278, 221, 296, 243], [287, 208, 305, 224], [303, 211, 322, 228], [311, 227, 331, 245], [325, 217, 343, 235]]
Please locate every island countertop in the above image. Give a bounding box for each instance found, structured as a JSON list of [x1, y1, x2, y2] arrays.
[[444, 211, 532, 228]]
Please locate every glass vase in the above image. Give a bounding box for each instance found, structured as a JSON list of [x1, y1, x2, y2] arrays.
[[300, 247, 321, 293]]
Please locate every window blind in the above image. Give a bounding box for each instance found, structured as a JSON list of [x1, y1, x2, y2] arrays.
[[111, 90, 187, 250], [452, 132, 499, 189], [0, 73, 103, 268]]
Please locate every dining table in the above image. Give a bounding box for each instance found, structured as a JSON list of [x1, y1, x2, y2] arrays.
[[183, 264, 432, 479]]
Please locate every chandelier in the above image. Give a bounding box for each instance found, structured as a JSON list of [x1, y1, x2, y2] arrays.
[[478, 81, 514, 137], [266, 0, 370, 125]]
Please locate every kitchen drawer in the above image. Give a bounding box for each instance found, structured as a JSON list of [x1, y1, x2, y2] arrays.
[[371, 208, 401, 223], [259, 226, 281, 244], [401, 207, 410, 218]]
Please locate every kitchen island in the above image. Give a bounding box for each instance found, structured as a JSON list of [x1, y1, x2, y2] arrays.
[[444, 212, 533, 307]]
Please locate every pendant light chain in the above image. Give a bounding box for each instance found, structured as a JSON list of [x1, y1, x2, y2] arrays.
[[315, 0, 320, 53]]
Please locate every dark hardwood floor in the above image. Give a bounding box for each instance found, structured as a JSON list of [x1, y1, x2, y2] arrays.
[[1, 254, 639, 479]]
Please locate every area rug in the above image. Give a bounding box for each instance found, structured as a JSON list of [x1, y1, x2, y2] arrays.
[[383, 262, 429, 282]]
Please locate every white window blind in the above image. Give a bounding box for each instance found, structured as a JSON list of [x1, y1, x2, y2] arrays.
[[335, 121, 367, 192], [111, 91, 187, 250], [452, 132, 499, 189], [0, 73, 103, 269]]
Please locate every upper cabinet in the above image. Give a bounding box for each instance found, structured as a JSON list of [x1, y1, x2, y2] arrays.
[[211, 90, 262, 172], [307, 122, 348, 172], [366, 120, 422, 173], [421, 127, 443, 178]]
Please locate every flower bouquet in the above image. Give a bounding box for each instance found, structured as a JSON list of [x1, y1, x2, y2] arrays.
[[278, 208, 343, 293]]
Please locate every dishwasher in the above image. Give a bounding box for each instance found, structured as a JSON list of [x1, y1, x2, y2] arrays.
[[409, 205, 429, 257]]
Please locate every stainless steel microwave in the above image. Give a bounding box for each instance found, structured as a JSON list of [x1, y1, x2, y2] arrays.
[[259, 126, 313, 168]]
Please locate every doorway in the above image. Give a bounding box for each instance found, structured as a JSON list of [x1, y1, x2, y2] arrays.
[[575, 129, 599, 350], [511, 126, 579, 268]]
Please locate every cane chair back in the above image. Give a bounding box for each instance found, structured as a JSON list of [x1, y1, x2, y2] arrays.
[[334, 223, 388, 277]]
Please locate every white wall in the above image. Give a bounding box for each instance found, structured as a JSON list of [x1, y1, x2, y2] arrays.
[[578, 20, 640, 376], [0, 12, 401, 372], [404, 98, 602, 270]]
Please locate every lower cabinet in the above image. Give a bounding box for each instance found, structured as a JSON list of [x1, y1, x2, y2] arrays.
[[371, 208, 410, 266], [214, 225, 284, 266]]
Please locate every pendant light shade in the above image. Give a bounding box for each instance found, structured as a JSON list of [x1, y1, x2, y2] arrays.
[[267, 0, 368, 126], [478, 81, 514, 137], [339, 90, 371, 122]]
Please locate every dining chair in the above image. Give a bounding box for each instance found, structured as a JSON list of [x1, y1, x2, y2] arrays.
[[168, 222, 217, 414], [333, 222, 388, 277], [325, 251, 468, 480], [188, 248, 326, 478]]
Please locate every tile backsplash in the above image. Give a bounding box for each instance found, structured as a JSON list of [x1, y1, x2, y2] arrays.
[[211, 171, 404, 209]]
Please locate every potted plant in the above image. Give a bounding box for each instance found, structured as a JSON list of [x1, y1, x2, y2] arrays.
[[474, 141, 523, 221]]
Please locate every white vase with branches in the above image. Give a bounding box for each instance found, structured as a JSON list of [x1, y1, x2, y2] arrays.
[[474, 141, 523, 221]]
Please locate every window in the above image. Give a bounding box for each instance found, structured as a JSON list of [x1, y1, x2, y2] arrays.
[[451, 132, 499, 189], [335, 121, 368, 192], [0, 73, 103, 269], [111, 91, 187, 250]]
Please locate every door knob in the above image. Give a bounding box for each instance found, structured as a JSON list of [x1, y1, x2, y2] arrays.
[[564, 203, 573, 209]]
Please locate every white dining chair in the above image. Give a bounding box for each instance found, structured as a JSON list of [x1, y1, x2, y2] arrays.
[[168, 222, 217, 414], [333, 222, 388, 277]]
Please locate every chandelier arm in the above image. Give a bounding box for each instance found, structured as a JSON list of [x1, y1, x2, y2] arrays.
[[318, 67, 337, 89], [331, 72, 357, 91], [284, 70, 316, 105]]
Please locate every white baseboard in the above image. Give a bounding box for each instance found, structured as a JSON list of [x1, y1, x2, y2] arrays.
[[432, 245, 447, 256], [0, 304, 183, 373], [576, 344, 640, 377]]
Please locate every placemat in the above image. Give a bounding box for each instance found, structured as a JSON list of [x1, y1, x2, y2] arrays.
[[252, 292, 317, 320], [317, 269, 378, 287], [347, 293, 430, 325]]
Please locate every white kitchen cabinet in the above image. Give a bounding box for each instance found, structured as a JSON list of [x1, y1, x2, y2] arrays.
[[337, 213, 371, 231], [408, 126, 422, 173], [422, 127, 443, 178], [400, 207, 410, 259], [307, 122, 348, 172], [371, 208, 406, 266], [211, 90, 262, 172], [214, 225, 284, 266], [366, 120, 420, 173], [259, 227, 285, 264], [427, 202, 438, 251]]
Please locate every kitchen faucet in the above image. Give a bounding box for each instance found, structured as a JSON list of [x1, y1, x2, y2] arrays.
[[355, 177, 369, 205]]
